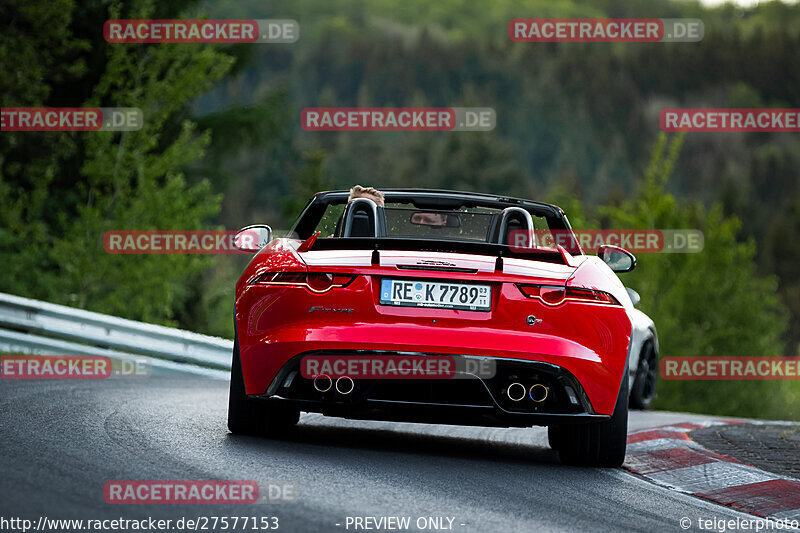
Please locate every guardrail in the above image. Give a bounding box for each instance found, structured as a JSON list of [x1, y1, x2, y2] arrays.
[[0, 292, 232, 376]]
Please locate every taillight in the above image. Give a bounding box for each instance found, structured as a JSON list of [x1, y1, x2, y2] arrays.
[[517, 285, 565, 304], [565, 287, 620, 305], [251, 272, 356, 293], [517, 284, 620, 306]]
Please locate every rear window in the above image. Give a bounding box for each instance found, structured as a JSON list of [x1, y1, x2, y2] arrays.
[[383, 206, 497, 241]]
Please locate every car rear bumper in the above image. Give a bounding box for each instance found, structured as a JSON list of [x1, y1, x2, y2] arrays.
[[236, 275, 631, 416], [252, 351, 611, 427], [259, 398, 611, 427], [238, 319, 629, 416]]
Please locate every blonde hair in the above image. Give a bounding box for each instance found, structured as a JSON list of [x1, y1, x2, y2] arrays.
[[348, 185, 385, 207]]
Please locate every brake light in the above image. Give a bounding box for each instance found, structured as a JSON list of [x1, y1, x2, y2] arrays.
[[517, 285, 566, 304], [517, 284, 620, 306], [251, 272, 356, 293]]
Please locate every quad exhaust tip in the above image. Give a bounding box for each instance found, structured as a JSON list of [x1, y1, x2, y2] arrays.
[[529, 383, 549, 403], [507, 382, 527, 402], [313, 374, 333, 393], [507, 382, 549, 402], [335, 376, 355, 395]]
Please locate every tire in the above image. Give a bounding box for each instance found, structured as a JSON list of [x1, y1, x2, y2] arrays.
[[548, 426, 565, 450], [629, 341, 657, 410], [557, 372, 628, 467], [227, 335, 299, 436]]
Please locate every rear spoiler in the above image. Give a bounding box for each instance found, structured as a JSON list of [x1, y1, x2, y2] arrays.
[[557, 244, 582, 268]]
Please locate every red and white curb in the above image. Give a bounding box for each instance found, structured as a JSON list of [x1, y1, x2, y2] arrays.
[[625, 421, 800, 521]]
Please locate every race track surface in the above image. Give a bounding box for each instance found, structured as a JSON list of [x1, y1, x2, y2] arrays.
[[0, 377, 763, 532]]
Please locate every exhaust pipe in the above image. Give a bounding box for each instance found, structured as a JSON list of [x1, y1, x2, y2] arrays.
[[335, 376, 355, 395], [529, 384, 549, 403], [507, 382, 526, 402], [313, 374, 332, 393]]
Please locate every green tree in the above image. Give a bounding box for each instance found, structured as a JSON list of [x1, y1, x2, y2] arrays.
[[602, 134, 796, 419], [1, 0, 233, 327]]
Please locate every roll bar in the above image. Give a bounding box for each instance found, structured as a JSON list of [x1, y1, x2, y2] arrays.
[[341, 197, 386, 238], [498, 206, 536, 247]]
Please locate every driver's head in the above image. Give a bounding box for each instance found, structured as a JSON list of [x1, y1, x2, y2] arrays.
[[348, 185, 385, 207]]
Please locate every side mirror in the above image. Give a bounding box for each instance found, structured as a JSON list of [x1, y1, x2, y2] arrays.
[[598, 244, 636, 273], [626, 287, 641, 307], [234, 225, 273, 253]]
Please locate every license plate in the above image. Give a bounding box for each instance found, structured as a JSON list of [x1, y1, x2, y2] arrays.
[[380, 279, 491, 311]]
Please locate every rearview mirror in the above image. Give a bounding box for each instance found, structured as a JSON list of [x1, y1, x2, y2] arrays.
[[234, 224, 273, 253], [410, 212, 460, 228], [598, 244, 636, 273]]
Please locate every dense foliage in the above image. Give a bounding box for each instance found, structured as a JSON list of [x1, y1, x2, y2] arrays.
[[2, 0, 798, 418]]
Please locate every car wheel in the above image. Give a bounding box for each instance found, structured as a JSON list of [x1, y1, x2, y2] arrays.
[[629, 341, 657, 410], [548, 426, 565, 450], [227, 335, 300, 436], [557, 372, 628, 467]]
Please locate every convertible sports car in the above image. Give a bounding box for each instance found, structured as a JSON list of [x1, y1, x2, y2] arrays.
[[228, 189, 658, 467]]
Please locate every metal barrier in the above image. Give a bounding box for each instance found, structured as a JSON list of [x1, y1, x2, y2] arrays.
[[0, 292, 232, 376]]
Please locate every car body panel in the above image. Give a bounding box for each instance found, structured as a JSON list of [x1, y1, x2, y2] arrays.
[[628, 306, 659, 389], [236, 254, 632, 417], [234, 189, 655, 426]]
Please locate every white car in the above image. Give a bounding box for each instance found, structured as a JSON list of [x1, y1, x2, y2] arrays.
[[626, 287, 659, 409]]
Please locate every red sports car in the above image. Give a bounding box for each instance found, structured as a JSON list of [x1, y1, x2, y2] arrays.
[[228, 189, 643, 466]]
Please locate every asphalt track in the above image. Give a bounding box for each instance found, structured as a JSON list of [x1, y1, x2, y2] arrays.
[[0, 375, 771, 533]]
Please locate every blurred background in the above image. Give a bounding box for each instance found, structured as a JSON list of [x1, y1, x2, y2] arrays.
[[2, 0, 799, 419]]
